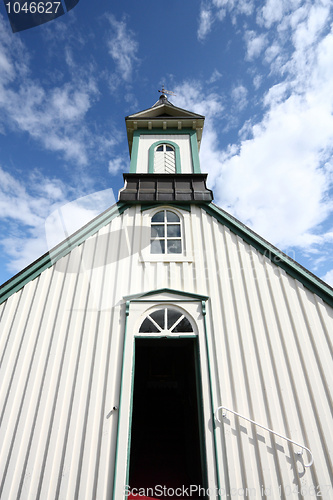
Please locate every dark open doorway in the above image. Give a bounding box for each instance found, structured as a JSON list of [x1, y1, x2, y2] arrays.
[[128, 338, 207, 499]]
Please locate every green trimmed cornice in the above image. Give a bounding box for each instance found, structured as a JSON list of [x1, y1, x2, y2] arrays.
[[124, 287, 209, 302]]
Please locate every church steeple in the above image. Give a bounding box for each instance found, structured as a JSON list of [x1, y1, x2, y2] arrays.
[[119, 91, 213, 203]]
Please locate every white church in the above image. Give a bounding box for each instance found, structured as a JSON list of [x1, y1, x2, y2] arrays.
[[0, 92, 332, 500]]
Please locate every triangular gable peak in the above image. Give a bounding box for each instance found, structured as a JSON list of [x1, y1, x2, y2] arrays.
[[126, 103, 204, 121], [124, 288, 209, 304], [125, 95, 205, 154]]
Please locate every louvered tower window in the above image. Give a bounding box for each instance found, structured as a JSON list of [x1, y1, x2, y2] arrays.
[[154, 143, 176, 173]]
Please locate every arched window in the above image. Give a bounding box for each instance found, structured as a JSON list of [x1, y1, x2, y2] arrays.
[[154, 143, 176, 173], [150, 210, 182, 254], [139, 307, 194, 334]]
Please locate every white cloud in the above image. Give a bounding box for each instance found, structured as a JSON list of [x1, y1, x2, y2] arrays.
[[44, 189, 116, 252], [0, 14, 118, 167], [207, 69, 223, 84], [0, 167, 68, 273], [108, 155, 128, 175], [0, 77, 101, 165], [212, 0, 254, 17], [172, 81, 225, 187], [107, 15, 139, 82], [198, 0, 255, 39], [215, 98, 333, 247], [245, 31, 267, 60], [176, 2, 333, 254], [231, 84, 248, 111], [259, 0, 288, 28], [173, 80, 223, 119], [196, 1, 333, 252], [322, 269, 333, 287], [264, 43, 281, 64], [0, 166, 116, 274], [220, 77, 333, 248], [292, 4, 329, 49], [198, 6, 214, 41]]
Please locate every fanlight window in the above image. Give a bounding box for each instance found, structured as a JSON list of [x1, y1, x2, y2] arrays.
[[154, 143, 176, 173], [139, 308, 193, 334], [151, 210, 182, 254]]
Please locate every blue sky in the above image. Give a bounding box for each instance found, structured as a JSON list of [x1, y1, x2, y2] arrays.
[[0, 0, 333, 287]]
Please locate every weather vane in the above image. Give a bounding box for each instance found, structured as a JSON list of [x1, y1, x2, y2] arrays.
[[158, 84, 176, 96]]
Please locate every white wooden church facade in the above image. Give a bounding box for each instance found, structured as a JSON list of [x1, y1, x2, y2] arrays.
[[0, 94, 332, 499]]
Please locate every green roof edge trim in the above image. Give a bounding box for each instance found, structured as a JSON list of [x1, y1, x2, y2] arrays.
[[124, 287, 209, 302], [0, 202, 131, 305], [1, 200, 332, 309], [203, 203, 333, 308]]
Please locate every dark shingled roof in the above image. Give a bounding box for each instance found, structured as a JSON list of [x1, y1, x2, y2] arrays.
[[119, 173, 213, 203]]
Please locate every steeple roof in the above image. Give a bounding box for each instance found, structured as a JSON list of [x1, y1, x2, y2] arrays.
[[126, 92, 204, 120], [125, 93, 205, 153], [151, 92, 176, 108]]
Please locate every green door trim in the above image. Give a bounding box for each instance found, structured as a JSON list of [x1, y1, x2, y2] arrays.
[[113, 294, 222, 499]]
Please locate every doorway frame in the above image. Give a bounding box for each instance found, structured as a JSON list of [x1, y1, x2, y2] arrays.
[[129, 335, 208, 492], [112, 289, 219, 500]]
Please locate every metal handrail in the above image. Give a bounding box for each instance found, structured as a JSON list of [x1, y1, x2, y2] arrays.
[[215, 405, 313, 467]]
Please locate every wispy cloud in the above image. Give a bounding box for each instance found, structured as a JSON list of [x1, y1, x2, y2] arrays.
[[231, 84, 248, 111], [177, 1, 333, 262], [0, 13, 135, 279], [106, 15, 139, 82], [108, 155, 128, 175], [322, 269, 333, 287], [0, 166, 69, 273], [1, 80, 99, 165], [198, 6, 214, 41], [198, 0, 255, 40], [207, 69, 223, 84], [0, 14, 118, 167], [0, 166, 116, 275], [245, 31, 267, 60]]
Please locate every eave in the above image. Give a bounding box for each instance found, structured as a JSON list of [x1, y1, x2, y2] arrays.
[[203, 203, 333, 308], [125, 103, 205, 153], [0, 202, 131, 305], [125, 102, 204, 121]]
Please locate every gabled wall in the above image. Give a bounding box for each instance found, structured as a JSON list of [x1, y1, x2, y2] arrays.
[[0, 204, 332, 499]]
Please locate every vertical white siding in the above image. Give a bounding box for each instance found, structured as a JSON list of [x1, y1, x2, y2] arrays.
[[0, 204, 332, 499]]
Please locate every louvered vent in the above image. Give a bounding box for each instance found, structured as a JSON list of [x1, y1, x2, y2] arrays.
[[154, 144, 176, 173]]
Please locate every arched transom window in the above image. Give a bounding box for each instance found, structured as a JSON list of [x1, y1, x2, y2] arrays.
[[154, 143, 176, 173], [139, 308, 194, 335], [151, 210, 182, 254]]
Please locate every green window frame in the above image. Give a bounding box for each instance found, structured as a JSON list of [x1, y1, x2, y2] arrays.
[[150, 209, 182, 254], [148, 140, 181, 173]]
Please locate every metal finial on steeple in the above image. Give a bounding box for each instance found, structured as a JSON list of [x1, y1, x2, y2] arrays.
[[158, 84, 176, 98]]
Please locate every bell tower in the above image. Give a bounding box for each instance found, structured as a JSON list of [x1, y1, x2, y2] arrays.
[[119, 90, 213, 203]]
